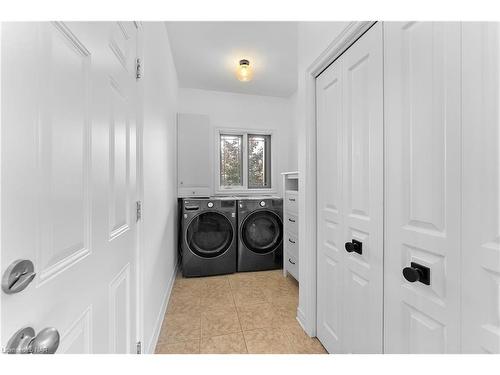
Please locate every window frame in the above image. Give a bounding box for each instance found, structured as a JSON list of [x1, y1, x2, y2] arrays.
[[215, 128, 275, 195]]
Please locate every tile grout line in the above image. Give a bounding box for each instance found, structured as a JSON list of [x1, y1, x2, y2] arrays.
[[231, 280, 249, 354]]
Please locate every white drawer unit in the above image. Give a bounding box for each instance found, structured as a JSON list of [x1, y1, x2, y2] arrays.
[[282, 172, 299, 281]]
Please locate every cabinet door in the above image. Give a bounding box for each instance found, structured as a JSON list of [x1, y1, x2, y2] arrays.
[[177, 113, 211, 197], [316, 53, 345, 354], [384, 22, 461, 353], [316, 23, 383, 353], [341, 22, 384, 353], [461, 22, 500, 354]]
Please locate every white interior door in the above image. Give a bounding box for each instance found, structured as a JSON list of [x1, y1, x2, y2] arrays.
[[461, 22, 500, 354], [341, 22, 383, 353], [384, 22, 461, 353], [1, 21, 139, 354], [316, 50, 345, 354], [316, 23, 383, 354]]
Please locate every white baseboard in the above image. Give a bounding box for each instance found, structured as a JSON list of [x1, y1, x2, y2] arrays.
[[146, 262, 178, 354], [296, 306, 309, 335]]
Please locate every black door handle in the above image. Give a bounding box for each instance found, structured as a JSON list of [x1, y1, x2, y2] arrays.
[[344, 239, 362, 255], [402, 262, 430, 285]]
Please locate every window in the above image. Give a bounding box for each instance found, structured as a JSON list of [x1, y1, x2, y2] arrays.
[[220, 134, 243, 187], [218, 130, 272, 191], [248, 134, 271, 189]]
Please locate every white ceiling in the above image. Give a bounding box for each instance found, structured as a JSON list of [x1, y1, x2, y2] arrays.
[[165, 22, 298, 98]]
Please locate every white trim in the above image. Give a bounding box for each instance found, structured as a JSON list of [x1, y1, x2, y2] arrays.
[[146, 261, 178, 354], [299, 21, 375, 337], [135, 24, 145, 354], [214, 127, 276, 195]]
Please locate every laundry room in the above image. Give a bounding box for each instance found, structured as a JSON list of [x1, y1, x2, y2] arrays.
[[171, 22, 305, 353], [1, 2, 500, 371]]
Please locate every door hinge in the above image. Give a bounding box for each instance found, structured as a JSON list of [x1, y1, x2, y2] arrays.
[[136, 58, 142, 80], [136, 341, 142, 354], [136, 201, 142, 222]]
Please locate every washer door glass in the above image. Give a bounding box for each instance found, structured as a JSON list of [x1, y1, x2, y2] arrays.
[[187, 212, 234, 258], [241, 210, 283, 254]]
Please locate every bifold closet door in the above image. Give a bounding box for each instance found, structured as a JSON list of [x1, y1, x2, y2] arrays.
[[316, 22, 383, 354], [316, 49, 344, 354], [384, 22, 461, 353], [461, 22, 500, 354]]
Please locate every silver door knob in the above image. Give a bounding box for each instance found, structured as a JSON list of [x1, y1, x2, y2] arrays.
[[6, 327, 60, 354]]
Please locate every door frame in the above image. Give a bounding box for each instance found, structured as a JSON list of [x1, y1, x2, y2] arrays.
[[134, 21, 145, 353], [298, 21, 375, 337]]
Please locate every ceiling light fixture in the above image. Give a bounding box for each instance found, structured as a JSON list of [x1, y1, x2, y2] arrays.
[[236, 59, 253, 82]]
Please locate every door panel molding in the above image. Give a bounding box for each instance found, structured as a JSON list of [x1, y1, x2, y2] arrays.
[[108, 263, 131, 353], [36, 22, 92, 286], [59, 306, 93, 354]]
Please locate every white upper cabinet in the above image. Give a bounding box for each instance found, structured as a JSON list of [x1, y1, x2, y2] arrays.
[[177, 113, 212, 197], [384, 22, 462, 353]]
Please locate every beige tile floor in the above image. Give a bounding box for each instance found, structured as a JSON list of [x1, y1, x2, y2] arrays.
[[155, 269, 327, 354]]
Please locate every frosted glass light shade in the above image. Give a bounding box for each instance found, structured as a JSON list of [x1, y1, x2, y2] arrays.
[[236, 59, 253, 82]]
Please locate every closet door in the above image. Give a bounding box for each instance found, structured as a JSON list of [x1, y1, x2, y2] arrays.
[[341, 22, 384, 353], [316, 23, 383, 353], [461, 22, 500, 354], [384, 22, 461, 353], [316, 53, 345, 354]]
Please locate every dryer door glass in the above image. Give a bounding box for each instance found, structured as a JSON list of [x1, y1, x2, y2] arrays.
[[187, 212, 234, 258], [241, 210, 283, 254]]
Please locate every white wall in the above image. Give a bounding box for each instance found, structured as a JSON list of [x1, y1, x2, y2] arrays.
[[288, 90, 298, 171], [178, 88, 294, 195], [294, 22, 350, 162], [141, 22, 179, 353]]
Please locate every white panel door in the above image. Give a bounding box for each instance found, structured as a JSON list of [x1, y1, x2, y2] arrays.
[[316, 23, 383, 353], [316, 52, 345, 354], [1, 22, 139, 353], [461, 22, 500, 354], [341, 22, 383, 353], [384, 22, 461, 353]]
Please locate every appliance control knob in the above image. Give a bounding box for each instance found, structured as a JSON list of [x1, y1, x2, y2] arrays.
[[260, 201, 266, 207], [207, 202, 214, 208]]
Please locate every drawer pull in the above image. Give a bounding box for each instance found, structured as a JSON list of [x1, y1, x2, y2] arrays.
[[288, 218, 296, 223], [288, 198, 296, 202], [288, 258, 296, 265], [288, 238, 296, 244]]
